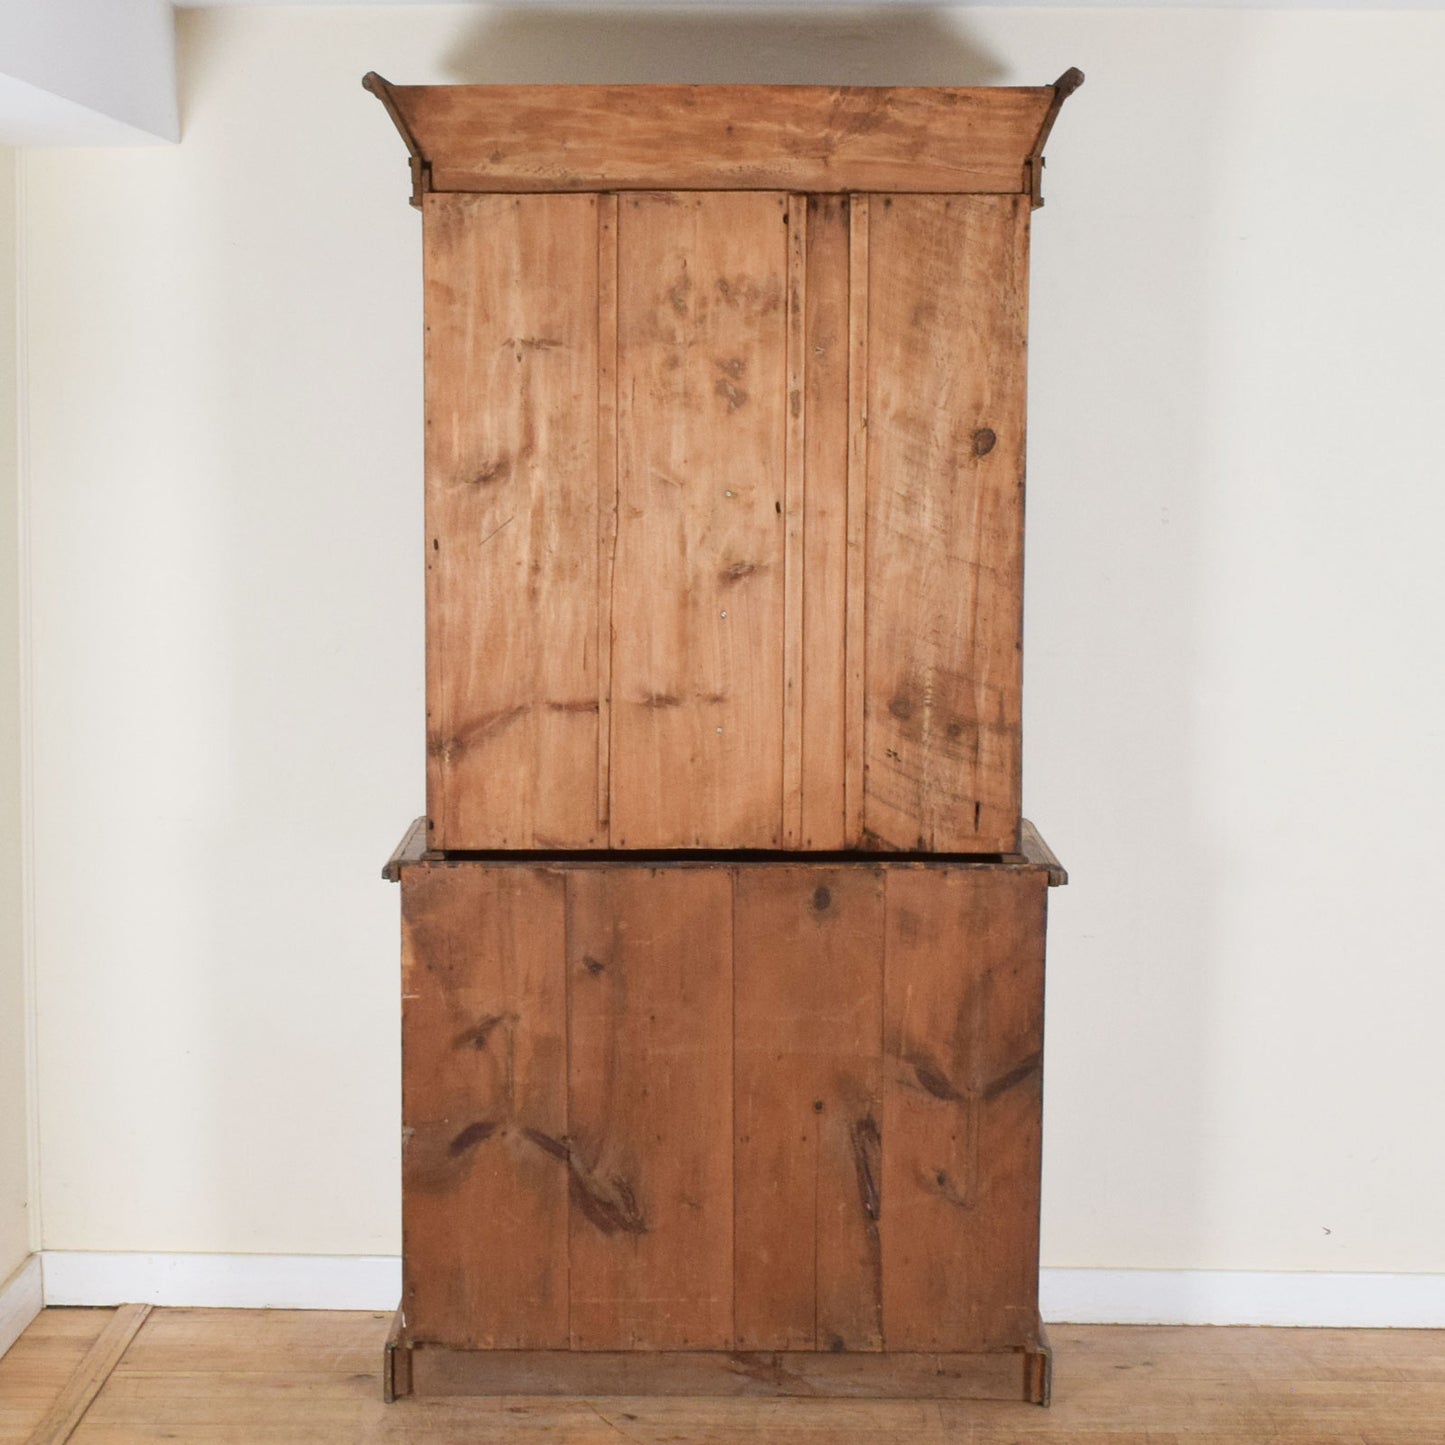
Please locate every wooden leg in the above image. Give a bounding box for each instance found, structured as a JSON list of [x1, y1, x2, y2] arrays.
[[1026, 1321, 1053, 1406], [383, 1308, 412, 1403]]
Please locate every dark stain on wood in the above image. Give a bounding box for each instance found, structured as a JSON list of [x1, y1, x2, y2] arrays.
[[452, 1013, 515, 1051], [469, 458, 510, 486], [929, 1166, 973, 1211], [449, 1121, 498, 1156], [888, 693, 915, 722], [812, 885, 832, 912], [727, 1353, 814, 1392], [715, 376, 749, 412], [909, 1055, 964, 1103], [981, 1051, 1043, 1101], [850, 1115, 882, 1223], [522, 1128, 649, 1236]]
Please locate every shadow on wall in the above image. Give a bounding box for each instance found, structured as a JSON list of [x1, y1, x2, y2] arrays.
[[438, 6, 1010, 87]]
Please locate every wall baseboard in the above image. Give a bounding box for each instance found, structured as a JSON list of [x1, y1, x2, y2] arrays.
[[0, 1255, 43, 1357], [1041, 1267, 1445, 1328], [41, 1252, 401, 1311], [31, 1254, 1445, 1328]]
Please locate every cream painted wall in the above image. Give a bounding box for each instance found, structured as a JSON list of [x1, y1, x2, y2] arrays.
[[18, 6, 1445, 1271], [0, 144, 33, 1279]]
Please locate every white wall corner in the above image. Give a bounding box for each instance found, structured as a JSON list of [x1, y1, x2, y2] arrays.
[[0, 1255, 42, 1359], [0, 0, 178, 146]]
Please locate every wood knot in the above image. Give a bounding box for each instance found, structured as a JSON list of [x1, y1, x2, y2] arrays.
[[812, 885, 832, 912], [973, 428, 997, 457]]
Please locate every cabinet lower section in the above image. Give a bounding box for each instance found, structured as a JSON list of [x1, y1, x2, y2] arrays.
[[388, 838, 1062, 1401]]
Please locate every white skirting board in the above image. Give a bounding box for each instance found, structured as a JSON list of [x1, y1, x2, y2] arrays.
[[29, 1255, 1445, 1328], [0, 1255, 43, 1357], [41, 1252, 402, 1312]]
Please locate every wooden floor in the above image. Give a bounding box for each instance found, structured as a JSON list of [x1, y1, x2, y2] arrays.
[[2, 1308, 1442, 1443]]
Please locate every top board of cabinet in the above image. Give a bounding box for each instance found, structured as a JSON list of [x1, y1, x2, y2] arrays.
[[363, 73, 1082, 206]]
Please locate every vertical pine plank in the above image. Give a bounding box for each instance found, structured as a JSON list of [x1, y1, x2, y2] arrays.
[[423, 193, 602, 849], [781, 196, 807, 847], [880, 867, 1047, 1351], [402, 865, 570, 1349], [862, 194, 1029, 853], [843, 196, 870, 847], [610, 192, 789, 848], [597, 194, 619, 835], [800, 194, 851, 851], [733, 867, 885, 1351], [567, 867, 734, 1349]]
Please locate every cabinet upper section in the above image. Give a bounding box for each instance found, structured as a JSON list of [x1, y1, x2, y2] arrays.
[[363, 73, 1083, 207]]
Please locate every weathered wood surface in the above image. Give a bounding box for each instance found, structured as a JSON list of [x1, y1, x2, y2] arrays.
[[407, 1344, 1045, 1401], [862, 194, 1030, 854], [364, 80, 1064, 198], [423, 193, 603, 851], [800, 195, 851, 850], [566, 868, 735, 1350], [733, 868, 884, 1350], [881, 868, 1048, 1351], [1018, 818, 1069, 886], [417, 186, 1038, 851], [401, 867, 569, 1349], [23, 1304, 150, 1445], [608, 193, 789, 848], [399, 859, 1049, 1360], [21, 1305, 1445, 1437], [381, 816, 428, 881]]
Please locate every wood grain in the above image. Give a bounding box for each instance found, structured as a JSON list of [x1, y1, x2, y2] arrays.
[[423, 192, 602, 850], [800, 194, 851, 850], [881, 867, 1048, 1352], [17, 1306, 1445, 1439], [732, 867, 884, 1351], [401, 865, 569, 1349], [863, 194, 1030, 853], [369, 83, 1058, 197], [596, 194, 620, 834], [781, 196, 807, 846], [23, 1303, 149, 1445], [566, 867, 734, 1349], [609, 192, 788, 848], [409, 1344, 1039, 1400], [843, 195, 870, 846]]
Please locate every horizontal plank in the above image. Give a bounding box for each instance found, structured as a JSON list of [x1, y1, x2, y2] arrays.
[[406, 1345, 1045, 1401], [1018, 819, 1068, 887], [363, 79, 1072, 196], [381, 817, 428, 881]]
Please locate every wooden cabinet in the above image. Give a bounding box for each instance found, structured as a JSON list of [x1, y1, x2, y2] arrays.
[[369, 72, 1081, 1405], [384, 829, 1065, 1401], [370, 76, 1080, 855]]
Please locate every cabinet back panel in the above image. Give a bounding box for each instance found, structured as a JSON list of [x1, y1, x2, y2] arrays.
[[862, 194, 1028, 853], [420, 192, 1030, 852], [609, 192, 790, 848], [423, 193, 603, 850], [400, 860, 1047, 1354], [401, 866, 570, 1348]]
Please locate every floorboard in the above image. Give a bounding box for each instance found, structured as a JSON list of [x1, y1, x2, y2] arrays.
[[0, 1308, 1440, 1443]]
